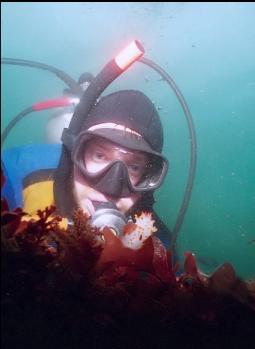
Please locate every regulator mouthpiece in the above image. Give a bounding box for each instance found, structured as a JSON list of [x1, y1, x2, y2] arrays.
[[90, 202, 127, 236]]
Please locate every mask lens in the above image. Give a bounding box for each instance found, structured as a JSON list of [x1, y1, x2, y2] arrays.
[[83, 137, 149, 185], [136, 156, 165, 189]]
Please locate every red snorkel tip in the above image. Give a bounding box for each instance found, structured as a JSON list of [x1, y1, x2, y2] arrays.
[[115, 40, 144, 70]]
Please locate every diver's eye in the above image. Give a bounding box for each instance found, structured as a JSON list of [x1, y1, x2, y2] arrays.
[[128, 164, 143, 176], [92, 151, 107, 162]]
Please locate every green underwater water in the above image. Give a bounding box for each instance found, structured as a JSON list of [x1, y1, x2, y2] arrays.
[[1, 2, 255, 279]]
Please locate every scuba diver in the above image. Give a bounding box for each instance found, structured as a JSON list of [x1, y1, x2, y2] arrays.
[[1, 41, 196, 254], [55, 89, 171, 245], [9, 89, 171, 246]]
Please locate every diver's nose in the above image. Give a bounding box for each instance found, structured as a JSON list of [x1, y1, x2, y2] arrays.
[[94, 161, 131, 197]]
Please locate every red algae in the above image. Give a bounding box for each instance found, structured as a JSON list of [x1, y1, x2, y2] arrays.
[[1, 169, 255, 349]]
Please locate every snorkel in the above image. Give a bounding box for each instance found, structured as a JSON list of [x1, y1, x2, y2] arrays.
[[61, 41, 145, 147]]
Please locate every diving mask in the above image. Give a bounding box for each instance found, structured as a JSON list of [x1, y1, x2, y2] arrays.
[[71, 132, 168, 197]]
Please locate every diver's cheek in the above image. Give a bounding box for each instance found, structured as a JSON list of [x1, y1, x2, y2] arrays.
[[116, 194, 141, 214], [73, 178, 110, 215], [73, 180, 91, 215], [78, 198, 95, 216], [129, 174, 141, 187]]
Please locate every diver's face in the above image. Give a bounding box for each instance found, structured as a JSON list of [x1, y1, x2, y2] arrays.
[[73, 137, 149, 216]]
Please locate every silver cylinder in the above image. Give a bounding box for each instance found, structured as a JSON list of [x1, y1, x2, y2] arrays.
[[90, 207, 127, 236]]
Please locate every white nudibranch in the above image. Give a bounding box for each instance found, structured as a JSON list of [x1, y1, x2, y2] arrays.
[[121, 211, 157, 250]]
